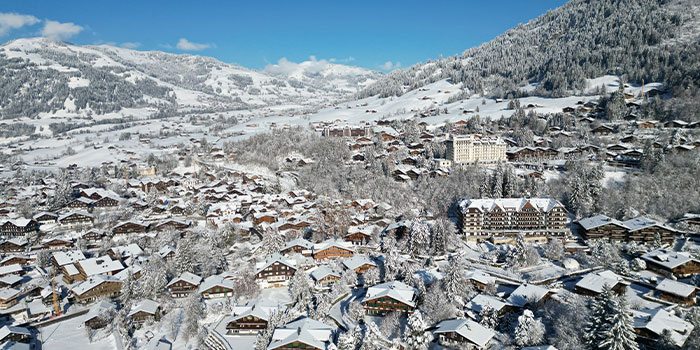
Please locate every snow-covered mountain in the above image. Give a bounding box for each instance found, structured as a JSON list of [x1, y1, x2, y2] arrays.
[[358, 0, 700, 100], [0, 37, 381, 120]]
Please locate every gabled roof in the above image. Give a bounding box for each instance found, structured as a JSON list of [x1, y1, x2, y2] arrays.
[[466, 294, 512, 313], [655, 279, 696, 298], [633, 308, 694, 347], [313, 239, 353, 253], [575, 270, 627, 294], [255, 254, 297, 274], [71, 275, 122, 296], [641, 249, 695, 269], [363, 280, 417, 307], [0, 325, 30, 340], [506, 284, 552, 307], [167, 271, 202, 288], [281, 238, 313, 252], [128, 299, 160, 317], [434, 318, 495, 347], [198, 274, 234, 293], [576, 215, 626, 230], [0, 288, 20, 301], [309, 266, 340, 282], [458, 197, 564, 214], [267, 317, 333, 350], [622, 216, 676, 233], [341, 255, 376, 271], [78, 256, 124, 277]]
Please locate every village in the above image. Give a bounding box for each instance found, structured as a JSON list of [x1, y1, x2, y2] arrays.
[[0, 76, 699, 350]]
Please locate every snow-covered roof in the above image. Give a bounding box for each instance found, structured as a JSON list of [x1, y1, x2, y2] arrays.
[[281, 238, 313, 252], [434, 318, 495, 348], [506, 284, 552, 307], [313, 239, 353, 253], [0, 288, 20, 301], [633, 308, 694, 347], [198, 274, 234, 293], [77, 256, 124, 277], [576, 215, 626, 230], [458, 197, 564, 213], [655, 279, 696, 298], [167, 271, 202, 288], [58, 210, 93, 221], [363, 280, 417, 307], [575, 270, 627, 294], [0, 264, 23, 276], [71, 275, 122, 296], [52, 250, 86, 266], [255, 254, 297, 274], [641, 249, 695, 270], [466, 294, 512, 313], [84, 300, 116, 322], [309, 266, 340, 281], [128, 299, 160, 317], [464, 270, 496, 286], [0, 325, 30, 340], [341, 255, 376, 271], [267, 317, 333, 350], [622, 216, 676, 233]]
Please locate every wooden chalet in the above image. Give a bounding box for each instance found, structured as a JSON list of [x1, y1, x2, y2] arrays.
[[362, 281, 417, 316], [166, 272, 202, 298], [112, 220, 149, 235]]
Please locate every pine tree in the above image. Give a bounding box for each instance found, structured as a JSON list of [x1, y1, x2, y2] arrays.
[[599, 296, 638, 350], [479, 305, 499, 329], [515, 309, 545, 347], [584, 287, 619, 350], [403, 310, 431, 350], [442, 255, 469, 304]]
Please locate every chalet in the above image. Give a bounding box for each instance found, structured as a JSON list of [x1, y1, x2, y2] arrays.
[[362, 281, 417, 316], [158, 246, 176, 262], [254, 254, 297, 288], [81, 229, 106, 245], [112, 220, 149, 235], [166, 272, 202, 298], [678, 213, 700, 230], [154, 218, 192, 231], [312, 240, 354, 260], [0, 325, 31, 344], [199, 274, 234, 299], [266, 317, 333, 350], [591, 125, 614, 135], [576, 215, 630, 241], [506, 284, 554, 309], [33, 212, 58, 225], [632, 309, 694, 348], [310, 266, 341, 286], [433, 318, 495, 350], [84, 300, 116, 329], [0, 238, 27, 253], [464, 270, 496, 292], [665, 120, 689, 128], [42, 237, 74, 250], [574, 270, 629, 296], [225, 301, 278, 335], [342, 255, 377, 275], [344, 227, 373, 245], [641, 249, 700, 278], [0, 288, 20, 309], [0, 219, 38, 237], [280, 238, 313, 256], [74, 256, 124, 283], [0, 255, 30, 266], [128, 299, 161, 326], [622, 216, 678, 243], [655, 279, 696, 306], [67, 197, 94, 210], [71, 275, 123, 304], [52, 250, 86, 268], [252, 211, 277, 225], [58, 211, 94, 227], [0, 276, 21, 289], [108, 243, 144, 262], [0, 264, 24, 278]]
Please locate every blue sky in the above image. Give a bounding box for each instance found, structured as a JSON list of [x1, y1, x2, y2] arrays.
[[1, 0, 567, 71]]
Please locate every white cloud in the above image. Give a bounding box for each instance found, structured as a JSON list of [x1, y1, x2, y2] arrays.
[[264, 56, 331, 76], [41, 20, 83, 40], [176, 38, 211, 51], [379, 61, 401, 71], [120, 42, 141, 49], [0, 12, 39, 36]]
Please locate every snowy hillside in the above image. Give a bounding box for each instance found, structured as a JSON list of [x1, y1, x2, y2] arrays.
[[0, 37, 381, 120], [358, 0, 700, 100]]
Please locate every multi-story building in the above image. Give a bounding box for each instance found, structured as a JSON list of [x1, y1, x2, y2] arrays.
[[457, 197, 569, 242], [446, 135, 506, 165], [576, 215, 679, 244]]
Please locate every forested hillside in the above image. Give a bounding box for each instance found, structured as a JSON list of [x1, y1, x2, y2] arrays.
[[359, 0, 700, 101]]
